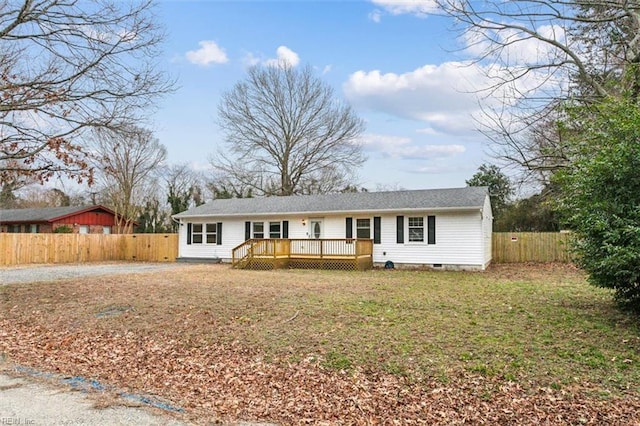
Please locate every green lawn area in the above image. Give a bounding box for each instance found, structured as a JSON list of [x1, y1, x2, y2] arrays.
[[2, 263, 639, 423], [194, 264, 640, 393]]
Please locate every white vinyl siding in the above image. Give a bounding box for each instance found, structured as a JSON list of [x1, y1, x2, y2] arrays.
[[482, 195, 493, 267], [180, 220, 239, 260], [372, 212, 484, 267]]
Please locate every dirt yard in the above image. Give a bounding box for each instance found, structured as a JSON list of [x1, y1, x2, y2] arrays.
[[1, 263, 639, 424]]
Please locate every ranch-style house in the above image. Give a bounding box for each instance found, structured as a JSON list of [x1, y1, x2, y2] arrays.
[[173, 187, 492, 270]]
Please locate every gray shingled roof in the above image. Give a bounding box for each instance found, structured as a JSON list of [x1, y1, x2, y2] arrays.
[[174, 187, 489, 219], [0, 206, 105, 223]]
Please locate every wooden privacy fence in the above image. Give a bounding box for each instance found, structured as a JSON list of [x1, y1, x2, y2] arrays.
[[0, 233, 178, 266], [492, 232, 573, 263], [1, 232, 573, 267]]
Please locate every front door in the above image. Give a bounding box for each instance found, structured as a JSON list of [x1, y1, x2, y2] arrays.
[[309, 219, 322, 239]]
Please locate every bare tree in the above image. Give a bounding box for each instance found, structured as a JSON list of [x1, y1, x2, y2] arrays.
[[0, 0, 174, 184], [437, 0, 640, 183], [11, 186, 80, 208], [91, 126, 167, 232], [163, 163, 204, 230], [214, 64, 366, 196]]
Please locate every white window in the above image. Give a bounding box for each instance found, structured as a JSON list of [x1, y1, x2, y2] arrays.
[[29, 224, 39, 233], [79, 225, 89, 234], [253, 222, 264, 239], [269, 222, 281, 238], [103, 226, 111, 235], [191, 224, 203, 243], [356, 218, 370, 239], [408, 217, 424, 242], [205, 223, 217, 244]]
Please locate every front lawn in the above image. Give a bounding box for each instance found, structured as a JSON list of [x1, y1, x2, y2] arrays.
[[1, 264, 639, 424]]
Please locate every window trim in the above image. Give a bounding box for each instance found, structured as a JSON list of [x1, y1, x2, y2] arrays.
[[205, 223, 217, 244], [408, 217, 424, 243], [269, 221, 281, 239], [356, 218, 371, 239], [189, 222, 221, 245], [191, 223, 204, 244], [253, 222, 264, 239]]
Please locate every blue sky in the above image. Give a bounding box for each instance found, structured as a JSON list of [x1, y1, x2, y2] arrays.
[[152, 0, 496, 191]]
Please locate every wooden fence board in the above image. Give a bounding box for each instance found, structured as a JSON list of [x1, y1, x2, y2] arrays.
[[492, 232, 573, 263], [0, 233, 178, 266]]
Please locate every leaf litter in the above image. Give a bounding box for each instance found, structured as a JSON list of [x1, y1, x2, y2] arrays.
[[1, 263, 639, 425]]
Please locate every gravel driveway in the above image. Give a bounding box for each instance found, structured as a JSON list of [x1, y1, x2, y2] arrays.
[[0, 262, 187, 285]]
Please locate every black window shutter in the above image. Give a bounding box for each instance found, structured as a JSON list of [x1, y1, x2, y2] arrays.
[[373, 216, 381, 244], [428, 216, 436, 245], [346, 217, 353, 239], [282, 220, 289, 238], [396, 216, 404, 244], [245, 221, 251, 240], [217, 222, 223, 245], [187, 223, 192, 245]]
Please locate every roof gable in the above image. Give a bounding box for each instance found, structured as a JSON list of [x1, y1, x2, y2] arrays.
[[174, 187, 489, 219]]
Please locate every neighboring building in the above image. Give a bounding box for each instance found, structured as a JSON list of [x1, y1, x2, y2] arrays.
[[0, 205, 130, 234], [173, 187, 493, 270]]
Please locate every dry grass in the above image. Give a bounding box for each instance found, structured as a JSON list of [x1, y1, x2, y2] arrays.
[[2, 263, 640, 424]]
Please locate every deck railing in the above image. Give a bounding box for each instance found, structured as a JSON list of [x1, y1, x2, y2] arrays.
[[232, 238, 373, 270]]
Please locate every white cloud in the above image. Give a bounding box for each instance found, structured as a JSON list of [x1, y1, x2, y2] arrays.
[[463, 24, 566, 67], [407, 164, 471, 174], [371, 0, 438, 17], [415, 127, 439, 136], [314, 64, 333, 75], [344, 59, 557, 136], [189, 160, 214, 172], [244, 46, 301, 69], [359, 133, 465, 160], [185, 41, 228, 66], [344, 62, 488, 135], [265, 46, 300, 68], [368, 9, 383, 23], [117, 28, 138, 43], [242, 52, 261, 67]]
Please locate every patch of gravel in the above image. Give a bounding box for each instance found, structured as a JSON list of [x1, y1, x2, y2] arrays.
[[0, 262, 187, 285]]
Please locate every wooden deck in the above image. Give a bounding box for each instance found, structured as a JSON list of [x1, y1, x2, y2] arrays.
[[232, 238, 374, 271]]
